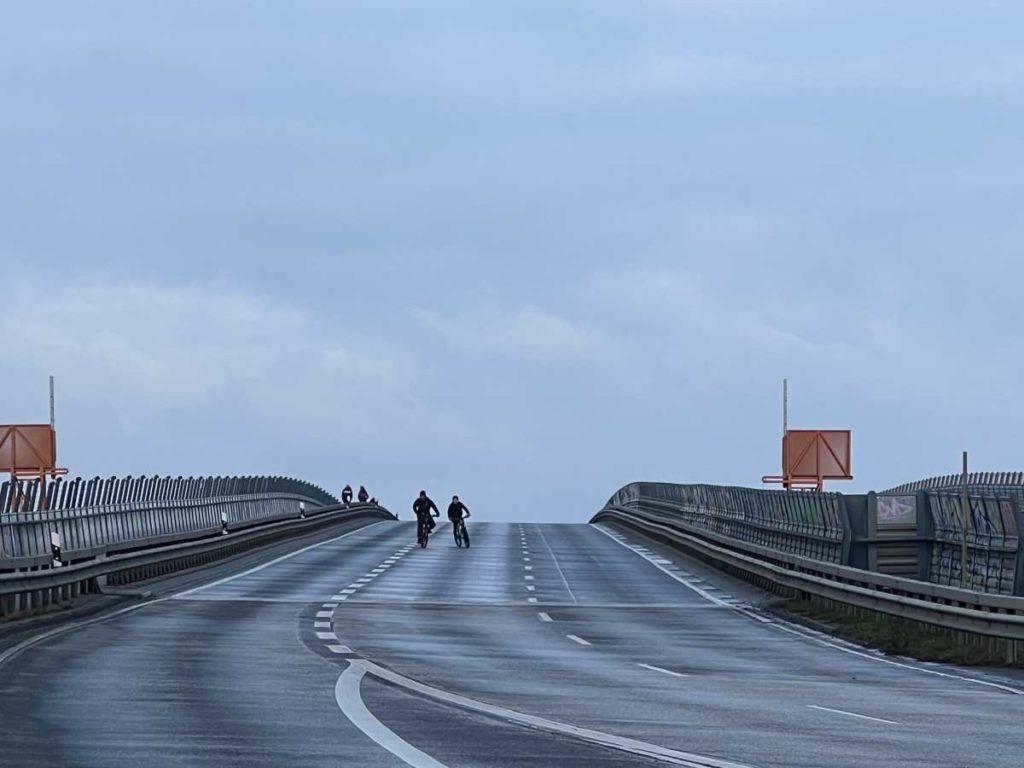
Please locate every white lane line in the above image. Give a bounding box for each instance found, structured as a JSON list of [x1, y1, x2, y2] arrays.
[[536, 526, 579, 605], [566, 634, 591, 646], [314, 621, 331, 629], [807, 705, 899, 725], [355, 659, 753, 768], [327, 644, 354, 654], [595, 526, 1024, 697], [336, 596, 349, 601], [340, 589, 357, 594], [639, 663, 690, 679], [523, 557, 531, 562], [316, 631, 337, 641], [593, 525, 767, 622], [173, 520, 391, 598], [538, 612, 553, 622], [524, 565, 533, 571], [526, 585, 535, 591], [322, 603, 338, 608], [356, 578, 373, 583], [335, 664, 449, 768], [525, 575, 535, 581], [528, 597, 538, 603], [316, 611, 333, 618]]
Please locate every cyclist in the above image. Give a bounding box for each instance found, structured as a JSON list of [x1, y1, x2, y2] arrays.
[[341, 484, 353, 506], [412, 490, 440, 547], [448, 495, 471, 548], [357, 485, 369, 503]]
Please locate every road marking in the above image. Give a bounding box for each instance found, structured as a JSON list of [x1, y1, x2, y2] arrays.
[[566, 634, 591, 646], [172, 520, 391, 598], [335, 664, 449, 768], [0, 519, 396, 669], [525, 575, 535, 581], [349, 659, 754, 768], [595, 525, 1024, 697], [316, 611, 333, 618], [528, 597, 538, 603], [314, 621, 331, 629], [807, 705, 899, 725], [594, 525, 767, 622], [327, 644, 354, 654], [316, 631, 337, 641], [639, 663, 690, 679], [523, 557, 531, 562], [526, 585, 535, 591], [538, 612, 553, 622], [340, 589, 357, 594], [536, 526, 579, 605], [322, 603, 338, 608], [524, 565, 533, 571]]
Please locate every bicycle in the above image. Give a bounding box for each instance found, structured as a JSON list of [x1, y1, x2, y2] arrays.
[[417, 515, 435, 548], [452, 516, 470, 548]]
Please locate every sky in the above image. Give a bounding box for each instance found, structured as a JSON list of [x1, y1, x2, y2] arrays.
[[3, 1, 1024, 522]]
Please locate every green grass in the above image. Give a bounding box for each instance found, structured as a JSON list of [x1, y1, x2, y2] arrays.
[[780, 598, 1013, 666]]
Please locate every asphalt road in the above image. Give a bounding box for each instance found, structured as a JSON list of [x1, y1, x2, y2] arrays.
[[3, 518, 1024, 767]]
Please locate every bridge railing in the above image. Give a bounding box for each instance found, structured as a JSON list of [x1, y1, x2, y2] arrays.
[[609, 482, 850, 565]]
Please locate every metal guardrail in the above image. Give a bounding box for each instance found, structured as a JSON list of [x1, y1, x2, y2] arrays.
[[0, 502, 395, 618], [0, 493, 322, 569], [609, 482, 849, 565], [593, 504, 1024, 657]]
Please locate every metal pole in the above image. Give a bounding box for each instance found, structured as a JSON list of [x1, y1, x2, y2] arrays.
[[783, 378, 788, 436], [961, 450, 969, 589], [49, 376, 55, 429]]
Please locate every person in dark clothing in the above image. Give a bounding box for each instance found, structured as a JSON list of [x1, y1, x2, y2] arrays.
[[341, 484, 353, 505], [357, 486, 369, 503], [447, 495, 471, 547], [413, 490, 440, 545]]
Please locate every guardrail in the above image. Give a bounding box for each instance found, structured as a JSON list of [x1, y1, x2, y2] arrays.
[[593, 503, 1024, 661], [0, 502, 395, 619]]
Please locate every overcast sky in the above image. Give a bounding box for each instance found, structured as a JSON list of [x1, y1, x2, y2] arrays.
[[3, 1, 1024, 521]]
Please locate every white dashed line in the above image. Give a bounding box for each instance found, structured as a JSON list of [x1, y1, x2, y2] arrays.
[[639, 663, 689, 679], [316, 631, 337, 641], [322, 603, 338, 609], [526, 585, 535, 591], [340, 589, 357, 595], [524, 565, 533, 571], [314, 621, 331, 629], [538, 612, 553, 622], [528, 597, 538, 603], [316, 611, 332, 618], [327, 644, 354, 654], [525, 575, 535, 581], [566, 634, 591, 646], [807, 705, 899, 725]]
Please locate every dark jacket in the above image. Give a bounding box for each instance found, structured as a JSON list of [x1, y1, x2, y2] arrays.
[[413, 496, 439, 518], [447, 501, 470, 520], [358, 487, 369, 503]]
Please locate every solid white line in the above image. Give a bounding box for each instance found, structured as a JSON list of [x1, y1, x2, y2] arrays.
[[536, 526, 579, 605], [566, 634, 591, 646], [639, 663, 690, 679], [357, 659, 753, 768], [593, 525, 767, 622], [595, 525, 1024, 697], [538, 612, 553, 622], [0, 518, 394, 669], [335, 663, 449, 768], [174, 520, 390, 598], [807, 705, 899, 725]]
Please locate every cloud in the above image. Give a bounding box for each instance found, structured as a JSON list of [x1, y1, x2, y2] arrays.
[[1, 277, 469, 448], [412, 304, 613, 365]]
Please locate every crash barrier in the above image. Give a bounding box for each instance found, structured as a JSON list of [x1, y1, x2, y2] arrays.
[[0, 474, 337, 514], [593, 504, 1024, 662], [608, 482, 850, 565], [0, 503, 395, 619]]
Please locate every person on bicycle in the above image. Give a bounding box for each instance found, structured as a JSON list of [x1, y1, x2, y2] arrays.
[[413, 490, 440, 544], [357, 485, 369, 503], [341, 484, 353, 506], [448, 495, 471, 547]]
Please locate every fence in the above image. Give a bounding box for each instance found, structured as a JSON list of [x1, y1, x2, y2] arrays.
[[0, 474, 337, 514], [608, 482, 850, 565]]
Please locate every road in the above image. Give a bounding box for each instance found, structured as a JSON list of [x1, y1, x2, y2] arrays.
[[2, 519, 1024, 767]]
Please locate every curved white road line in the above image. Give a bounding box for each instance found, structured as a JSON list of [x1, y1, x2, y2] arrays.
[[335, 662, 449, 768], [349, 658, 753, 768]]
